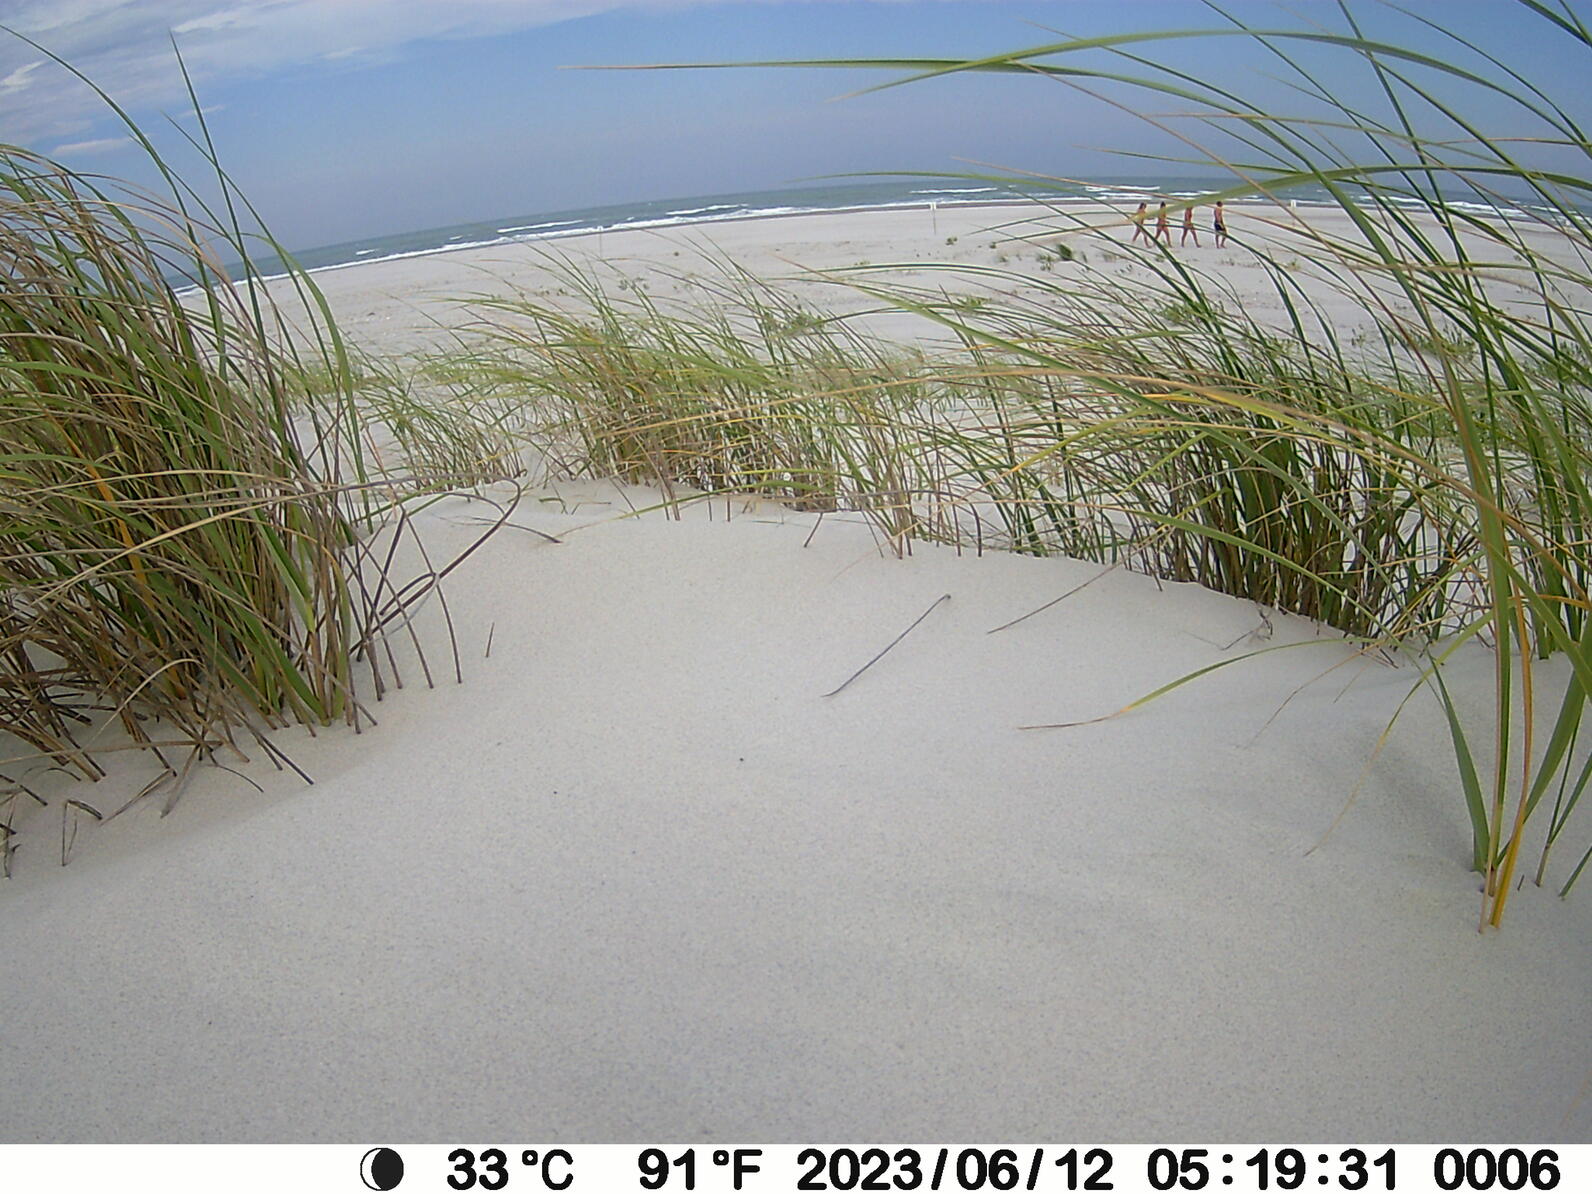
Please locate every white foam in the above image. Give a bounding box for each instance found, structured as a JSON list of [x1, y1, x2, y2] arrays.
[[498, 220, 579, 233]]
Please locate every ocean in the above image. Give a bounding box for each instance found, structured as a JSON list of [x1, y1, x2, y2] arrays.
[[229, 174, 1564, 284]]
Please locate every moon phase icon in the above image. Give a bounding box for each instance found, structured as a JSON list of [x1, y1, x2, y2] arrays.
[[360, 1147, 405, 1191]]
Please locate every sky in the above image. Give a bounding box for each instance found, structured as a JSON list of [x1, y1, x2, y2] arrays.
[[1, 1, 1587, 252]]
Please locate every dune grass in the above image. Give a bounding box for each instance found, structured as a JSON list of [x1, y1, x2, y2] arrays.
[[440, 254, 945, 548], [440, 1, 1592, 925], [837, 4, 1592, 928], [0, 114, 483, 866], [432, 249, 1483, 637]]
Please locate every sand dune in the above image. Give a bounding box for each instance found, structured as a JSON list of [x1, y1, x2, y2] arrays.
[[3, 207, 1588, 1141]]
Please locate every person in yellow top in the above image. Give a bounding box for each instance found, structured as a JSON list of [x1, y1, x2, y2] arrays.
[[1155, 201, 1171, 243], [1130, 201, 1149, 244]]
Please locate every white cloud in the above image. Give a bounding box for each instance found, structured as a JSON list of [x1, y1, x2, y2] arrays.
[[171, 5, 270, 36], [1, 61, 44, 92], [0, 0, 927, 147], [3, 2, 146, 39], [0, 1, 636, 143], [49, 135, 134, 155]]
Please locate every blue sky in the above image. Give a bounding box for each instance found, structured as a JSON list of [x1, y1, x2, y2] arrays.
[[2, 1, 1587, 251]]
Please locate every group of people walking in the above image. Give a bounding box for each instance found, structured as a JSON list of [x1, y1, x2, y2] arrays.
[[1131, 199, 1227, 248]]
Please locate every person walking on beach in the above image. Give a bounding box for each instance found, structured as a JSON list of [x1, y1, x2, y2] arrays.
[[1181, 204, 1199, 246], [1130, 201, 1149, 244], [1213, 200, 1228, 248], [1155, 202, 1171, 244]]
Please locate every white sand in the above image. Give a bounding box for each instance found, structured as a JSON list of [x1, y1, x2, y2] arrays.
[[281, 199, 1580, 358], [3, 205, 1589, 1142]]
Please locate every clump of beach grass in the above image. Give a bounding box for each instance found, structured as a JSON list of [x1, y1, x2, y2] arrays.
[[0, 65, 499, 862], [439, 252, 953, 549], [1, 146, 353, 788], [837, 4, 1592, 927], [322, 349, 526, 492]]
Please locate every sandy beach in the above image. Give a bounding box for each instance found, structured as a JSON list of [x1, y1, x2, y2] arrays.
[[3, 203, 1589, 1141], [283, 199, 1581, 360]]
